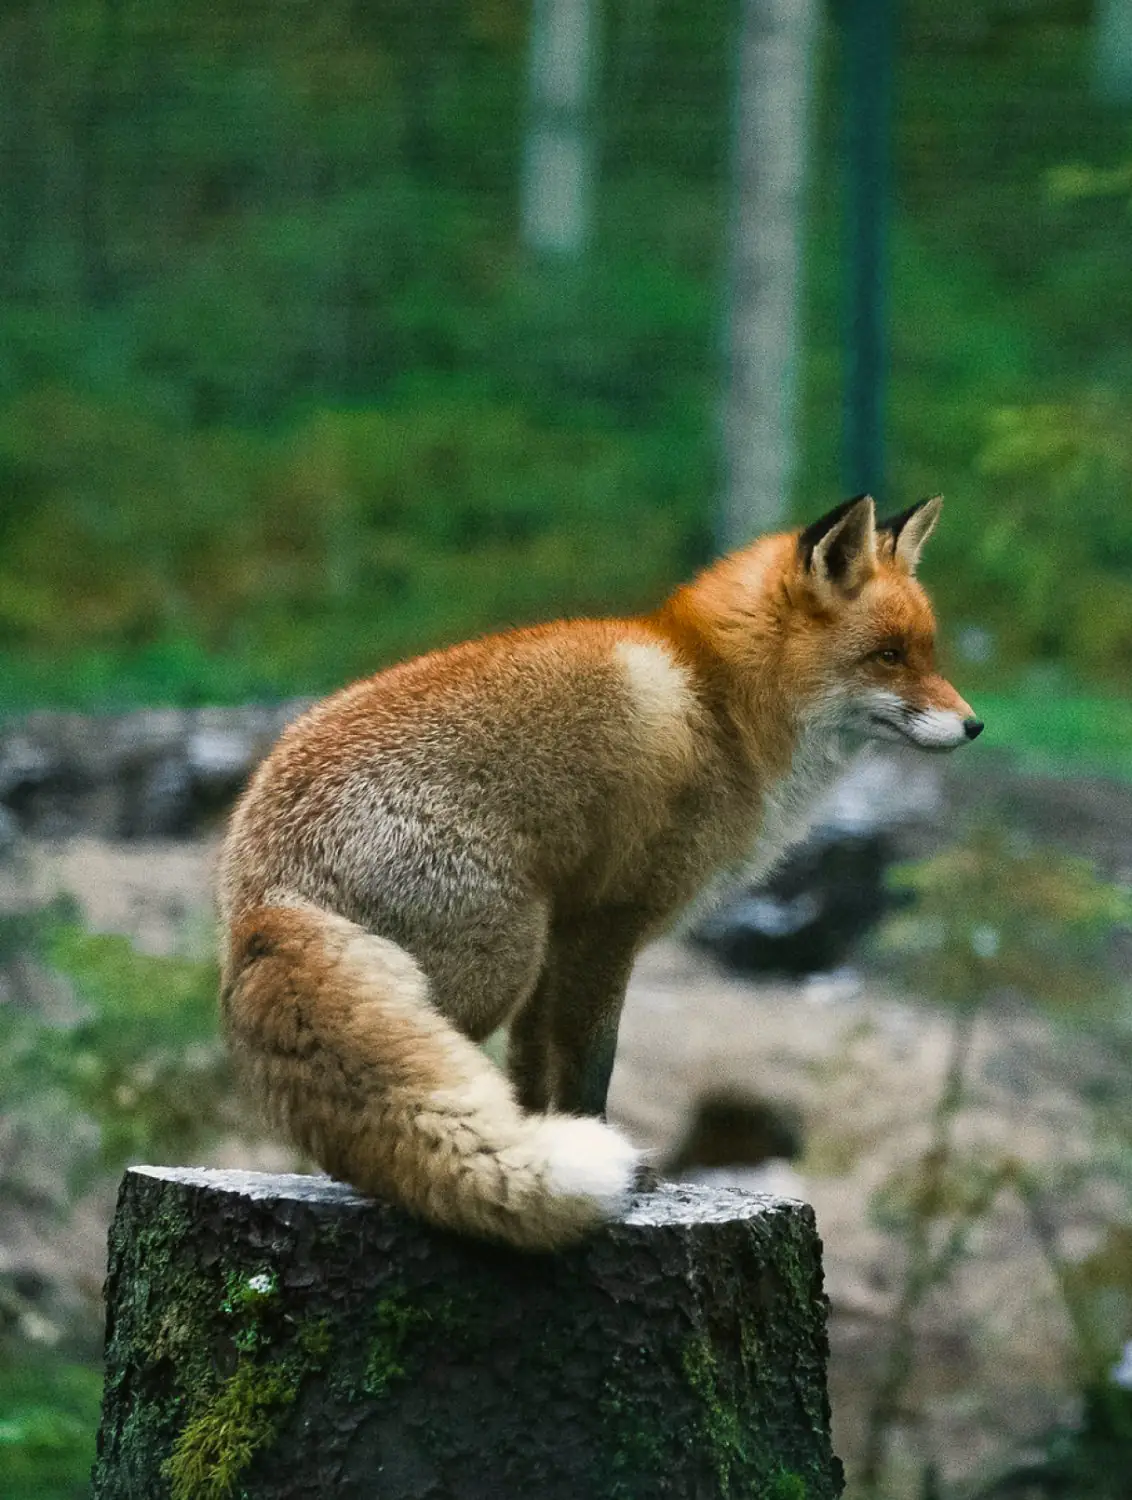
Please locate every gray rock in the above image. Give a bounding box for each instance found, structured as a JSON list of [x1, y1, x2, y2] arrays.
[[0, 701, 313, 839]]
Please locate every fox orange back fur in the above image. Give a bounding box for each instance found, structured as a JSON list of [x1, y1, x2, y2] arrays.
[[218, 494, 981, 1249]]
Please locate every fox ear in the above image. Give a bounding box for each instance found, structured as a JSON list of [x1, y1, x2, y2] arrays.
[[878, 495, 942, 574], [798, 494, 877, 597]]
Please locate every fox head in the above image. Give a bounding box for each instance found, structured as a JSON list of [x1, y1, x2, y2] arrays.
[[779, 493, 982, 753]]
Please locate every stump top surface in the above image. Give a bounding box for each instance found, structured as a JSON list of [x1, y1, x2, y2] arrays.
[[132, 1164, 805, 1227]]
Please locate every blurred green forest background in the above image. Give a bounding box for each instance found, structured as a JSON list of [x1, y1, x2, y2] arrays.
[[2, 0, 1132, 750], [3, 2, 1132, 1496]]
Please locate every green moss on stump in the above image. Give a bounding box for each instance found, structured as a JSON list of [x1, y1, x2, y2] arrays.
[[364, 1291, 437, 1398], [768, 1471, 809, 1500], [94, 1177, 337, 1500], [164, 1359, 299, 1500], [161, 1267, 331, 1500], [683, 1334, 748, 1495]]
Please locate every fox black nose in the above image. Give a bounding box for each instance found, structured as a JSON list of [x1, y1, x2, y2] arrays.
[[963, 718, 984, 741]]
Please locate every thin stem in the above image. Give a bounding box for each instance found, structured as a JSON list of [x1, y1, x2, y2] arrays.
[[858, 1003, 978, 1493]]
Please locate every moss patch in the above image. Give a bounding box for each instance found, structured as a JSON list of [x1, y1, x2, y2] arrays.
[[682, 1305, 803, 1499], [113, 1195, 216, 1399], [163, 1357, 300, 1500], [161, 1305, 332, 1499], [683, 1333, 747, 1496], [596, 1324, 810, 1500], [365, 1294, 435, 1398], [364, 1288, 466, 1398], [598, 1370, 672, 1498], [145, 1254, 333, 1500], [768, 1470, 809, 1500]]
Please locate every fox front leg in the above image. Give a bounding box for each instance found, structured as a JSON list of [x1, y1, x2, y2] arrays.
[[507, 973, 557, 1115], [508, 910, 644, 1119], [563, 1008, 622, 1120], [507, 963, 626, 1118]]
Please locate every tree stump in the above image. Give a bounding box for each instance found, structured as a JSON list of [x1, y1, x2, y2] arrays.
[[92, 1166, 843, 1500]]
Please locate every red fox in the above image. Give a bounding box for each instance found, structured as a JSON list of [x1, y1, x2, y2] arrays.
[[218, 494, 981, 1249]]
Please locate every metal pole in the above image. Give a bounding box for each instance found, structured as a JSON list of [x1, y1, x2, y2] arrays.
[[842, 0, 893, 497]]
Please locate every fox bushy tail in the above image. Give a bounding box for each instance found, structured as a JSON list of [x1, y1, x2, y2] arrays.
[[220, 902, 640, 1250]]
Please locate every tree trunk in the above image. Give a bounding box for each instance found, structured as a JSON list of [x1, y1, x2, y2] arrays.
[[1093, 0, 1132, 103], [520, 0, 598, 257], [93, 1166, 843, 1499], [720, 0, 818, 547]]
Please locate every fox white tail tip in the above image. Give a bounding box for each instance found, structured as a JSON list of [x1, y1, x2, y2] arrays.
[[534, 1116, 641, 1216]]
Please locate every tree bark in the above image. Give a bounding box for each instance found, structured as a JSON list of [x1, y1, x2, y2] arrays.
[[93, 1166, 843, 1499], [520, 0, 598, 257], [720, 0, 818, 547], [1093, 0, 1132, 103]]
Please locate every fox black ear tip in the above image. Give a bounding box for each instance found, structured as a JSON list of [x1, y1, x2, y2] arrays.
[[798, 494, 875, 563], [878, 493, 944, 537]]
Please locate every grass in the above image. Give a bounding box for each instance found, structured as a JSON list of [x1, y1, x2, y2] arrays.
[[0, 639, 311, 719], [975, 688, 1132, 781], [0, 1351, 103, 1500]]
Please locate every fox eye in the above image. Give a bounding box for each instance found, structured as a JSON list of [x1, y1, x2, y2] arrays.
[[875, 647, 904, 666]]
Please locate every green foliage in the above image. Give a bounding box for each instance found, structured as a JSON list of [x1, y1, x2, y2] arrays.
[[862, 831, 1132, 1492], [0, 1350, 103, 1500], [0, 904, 237, 1499], [799, 7, 1132, 697], [878, 827, 1132, 1016], [0, 1, 722, 713], [0, 385, 697, 711], [10, 917, 228, 1169], [971, 396, 1132, 681], [1048, 158, 1132, 210], [1062, 1225, 1132, 1386], [973, 689, 1132, 779]]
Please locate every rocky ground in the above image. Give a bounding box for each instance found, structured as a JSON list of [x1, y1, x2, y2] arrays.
[[2, 721, 1130, 1495]]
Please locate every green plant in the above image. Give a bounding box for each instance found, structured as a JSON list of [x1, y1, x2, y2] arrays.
[[0, 903, 244, 1499], [861, 829, 1132, 1495]]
